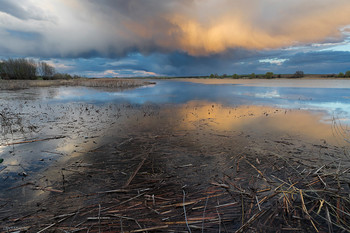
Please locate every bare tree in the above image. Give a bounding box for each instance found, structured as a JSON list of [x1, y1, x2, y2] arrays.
[[0, 59, 56, 80], [1, 58, 37, 80], [38, 61, 55, 79], [0, 62, 4, 78]]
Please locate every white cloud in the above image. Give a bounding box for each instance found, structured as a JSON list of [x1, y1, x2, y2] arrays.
[[259, 58, 288, 65], [83, 69, 159, 78]]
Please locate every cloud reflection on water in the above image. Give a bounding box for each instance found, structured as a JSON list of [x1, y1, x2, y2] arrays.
[[45, 79, 350, 124]]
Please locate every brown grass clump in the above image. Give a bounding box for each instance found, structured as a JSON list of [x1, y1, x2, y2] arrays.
[[0, 79, 154, 90], [225, 154, 350, 232]]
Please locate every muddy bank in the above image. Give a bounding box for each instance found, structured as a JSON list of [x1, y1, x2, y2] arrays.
[[1, 101, 350, 232]]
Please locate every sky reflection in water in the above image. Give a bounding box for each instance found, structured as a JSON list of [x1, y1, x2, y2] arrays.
[[49, 79, 350, 123], [1, 79, 350, 192]]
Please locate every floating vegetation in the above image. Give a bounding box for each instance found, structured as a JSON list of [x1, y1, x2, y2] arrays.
[[1, 129, 349, 232]]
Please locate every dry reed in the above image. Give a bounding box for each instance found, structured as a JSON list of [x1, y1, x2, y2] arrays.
[[0, 79, 154, 90]]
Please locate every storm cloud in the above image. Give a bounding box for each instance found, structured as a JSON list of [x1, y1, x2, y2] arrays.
[[1, 0, 350, 58]]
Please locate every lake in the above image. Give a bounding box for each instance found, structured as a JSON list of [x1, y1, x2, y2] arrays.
[[1, 78, 350, 231], [0, 77, 349, 170], [42, 78, 350, 121]]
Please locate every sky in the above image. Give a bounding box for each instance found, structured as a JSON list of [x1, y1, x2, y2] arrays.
[[0, 0, 350, 77]]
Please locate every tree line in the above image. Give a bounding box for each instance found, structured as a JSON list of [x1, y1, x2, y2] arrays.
[[209, 71, 305, 79], [0, 58, 85, 80], [0, 58, 56, 80], [338, 71, 350, 78], [209, 70, 350, 79]]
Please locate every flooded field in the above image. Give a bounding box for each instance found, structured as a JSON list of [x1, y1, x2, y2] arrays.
[[1, 79, 350, 232]]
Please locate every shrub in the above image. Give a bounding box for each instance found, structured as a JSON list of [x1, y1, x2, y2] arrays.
[[294, 71, 304, 78], [265, 72, 274, 79], [345, 71, 350, 77], [52, 73, 73, 80]]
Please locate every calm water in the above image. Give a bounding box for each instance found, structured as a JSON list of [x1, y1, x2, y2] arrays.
[[1, 79, 350, 145], [37, 79, 350, 122], [1, 78, 350, 198]]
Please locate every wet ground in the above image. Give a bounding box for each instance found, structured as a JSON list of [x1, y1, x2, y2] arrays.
[[1, 79, 350, 232]]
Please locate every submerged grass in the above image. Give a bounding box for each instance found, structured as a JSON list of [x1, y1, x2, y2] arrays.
[[2, 131, 349, 232], [0, 78, 154, 90]]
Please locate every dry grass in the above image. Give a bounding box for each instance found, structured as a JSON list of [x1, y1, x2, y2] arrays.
[[3, 133, 349, 232], [72, 78, 155, 88], [0, 79, 154, 90]]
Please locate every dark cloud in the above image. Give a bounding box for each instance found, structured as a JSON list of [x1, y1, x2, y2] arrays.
[[42, 49, 350, 78], [285, 51, 350, 66], [0, 1, 350, 76], [1, 0, 350, 58], [283, 51, 350, 73], [6, 29, 42, 40]]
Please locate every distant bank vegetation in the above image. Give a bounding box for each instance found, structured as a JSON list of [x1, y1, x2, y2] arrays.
[[0, 58, 153, 90], [0, 58, 81, 80], [0, 79, 153, 90], [208, 70, 350, 79], [337, 71, 350, 78], [2, 58, 350, 81]]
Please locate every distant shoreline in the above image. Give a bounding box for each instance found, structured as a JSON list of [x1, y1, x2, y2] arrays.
[[130, 74, 350, 80], [0, 78, 155, 90], [2, 77, 350, 90]]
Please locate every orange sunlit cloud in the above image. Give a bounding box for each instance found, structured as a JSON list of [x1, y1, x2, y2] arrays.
[[117, 0, 350, 55], [37, 0, 350, 56], [1, 0, 350, 57]]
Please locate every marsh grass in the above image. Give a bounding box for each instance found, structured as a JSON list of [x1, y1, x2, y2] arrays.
[[0, 109, 26, 147], [232, 155, 350, 232], [0, 78, 154, 90]]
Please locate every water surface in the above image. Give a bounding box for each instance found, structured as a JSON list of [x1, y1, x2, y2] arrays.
[[42, 79, 350, 122], [0, 78, 350, 192]]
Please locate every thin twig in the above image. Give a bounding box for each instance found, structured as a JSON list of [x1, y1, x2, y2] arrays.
[[202, 195, 209, 233], [183, 190, 192, 233], [37, 215, 72, 233], [216, 197, 222, 233], [123, 147, 153, 188], [130, 225, 169, 232], [256, 196, 261, 211], [98, 204, 101, 233], [235, 210, 266, 233], [4, 136, 66, 146]]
